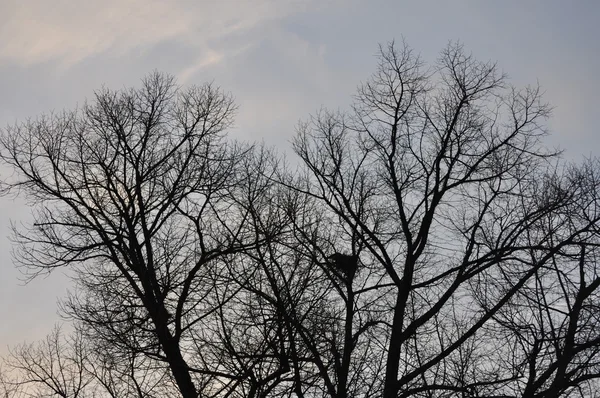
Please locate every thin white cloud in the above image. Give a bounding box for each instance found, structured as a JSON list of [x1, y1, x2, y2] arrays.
[[0, 0, 322, 68], [178, 50, 225, 83]]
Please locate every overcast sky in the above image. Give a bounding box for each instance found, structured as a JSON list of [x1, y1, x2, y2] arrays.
[[0, 0, 598, 352]]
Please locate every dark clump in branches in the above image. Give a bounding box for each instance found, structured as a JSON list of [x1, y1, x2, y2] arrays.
[[327, 252, 358, 284]]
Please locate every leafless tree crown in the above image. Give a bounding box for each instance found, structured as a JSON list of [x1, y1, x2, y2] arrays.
[[2, 42, 600, 398]]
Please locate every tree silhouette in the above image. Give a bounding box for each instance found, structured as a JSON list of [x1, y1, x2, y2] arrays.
[[288, 41, 600, 397], [0, 72, 271, 397], [2, 42, 600, 398]]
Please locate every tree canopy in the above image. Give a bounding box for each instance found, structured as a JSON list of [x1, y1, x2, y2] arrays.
[[1, 41, 600, 398]]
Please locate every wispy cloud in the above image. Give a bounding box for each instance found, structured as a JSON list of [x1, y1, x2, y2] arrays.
[[0, 0, 322, 68]]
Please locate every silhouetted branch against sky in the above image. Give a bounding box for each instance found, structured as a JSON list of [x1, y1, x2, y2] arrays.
[[0, 2, 599, 398]]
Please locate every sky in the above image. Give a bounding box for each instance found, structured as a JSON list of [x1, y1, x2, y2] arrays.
[[0, 0, 599, 353]]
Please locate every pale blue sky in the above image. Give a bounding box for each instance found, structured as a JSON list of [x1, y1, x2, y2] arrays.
[[0, 0, 598, 351]]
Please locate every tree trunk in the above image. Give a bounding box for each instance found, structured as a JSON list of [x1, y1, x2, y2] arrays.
[[383, 289, 408, 398], [337, 288, 355, 398], [156, 319, 197, 398]]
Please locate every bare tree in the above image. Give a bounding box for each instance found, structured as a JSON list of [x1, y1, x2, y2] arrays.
[[478, 161, 600, 398], [2, 326, 93, 398], [0, 72, 268, 397], [288, 41, 600, 397], [1, 325, 178, 398], [2, 42, 600, 398]]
